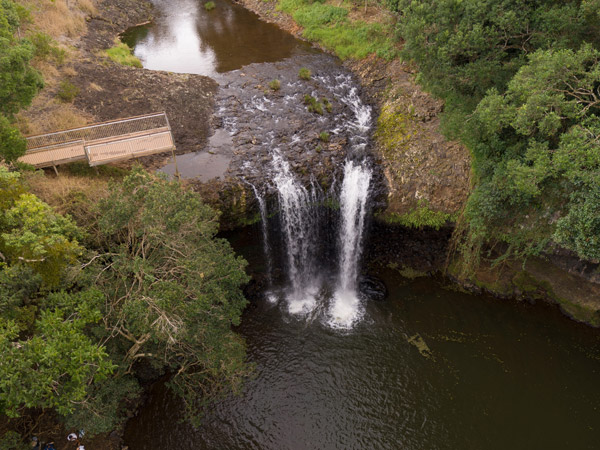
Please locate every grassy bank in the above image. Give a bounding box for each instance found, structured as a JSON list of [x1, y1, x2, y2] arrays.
[[276, 0, 398, 60], [105, 41, 143, 67]]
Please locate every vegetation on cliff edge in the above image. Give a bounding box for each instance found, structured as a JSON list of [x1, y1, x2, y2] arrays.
[[393, 0, 600, 266]]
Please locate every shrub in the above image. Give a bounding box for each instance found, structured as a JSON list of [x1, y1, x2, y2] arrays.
[[298, 67, 312, 80], [204, 1, 216, 10], [319, 131, 329, 142], [303, 94, 323, 115], [29, 31, 66, 63], [268, 79, 281, 91], [384, 200, 453, 230], [56, 80, 79, 102], [322, 98, 332, 112], [0, 115, 26, 163], [105, 41, 142, 68]]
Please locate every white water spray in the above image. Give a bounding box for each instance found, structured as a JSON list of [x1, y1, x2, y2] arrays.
[[272, 150, 321, 315], [328, 160, 372, 329], [337, 161, 372, 292]]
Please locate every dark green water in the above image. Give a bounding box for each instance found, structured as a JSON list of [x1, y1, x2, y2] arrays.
[[121, 0, 313, 76], [124, 229, 600, 450]]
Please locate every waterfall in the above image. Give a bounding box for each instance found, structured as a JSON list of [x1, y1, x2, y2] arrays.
[[337, 160, 371, 290], [328, 160, 372, 328], [248, 182, 272, 285], [272, 150, 321, 314], [326, 74, 373, 328], [240, 63, 374, 328]]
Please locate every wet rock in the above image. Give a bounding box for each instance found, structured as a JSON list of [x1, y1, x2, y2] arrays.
[[359, 275, 388, 301], [243, 275, 269, 302]]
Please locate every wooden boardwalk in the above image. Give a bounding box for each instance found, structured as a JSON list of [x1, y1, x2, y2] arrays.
[[19, 112, 176, 168]]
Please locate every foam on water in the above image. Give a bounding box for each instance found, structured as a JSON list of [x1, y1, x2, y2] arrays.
[[327, 289, 364, 329]]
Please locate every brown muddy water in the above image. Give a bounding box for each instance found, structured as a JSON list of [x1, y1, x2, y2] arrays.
[[123, 228, 600, 450], [121, 0, 314, 76]]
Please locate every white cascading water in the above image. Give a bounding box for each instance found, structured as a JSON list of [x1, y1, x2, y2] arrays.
[[247, 182, 272, 285], [328, 160, 371, 328], [234, 65, 373, 328], [272, 150, 321, 315], [326, 73, 373, 328]]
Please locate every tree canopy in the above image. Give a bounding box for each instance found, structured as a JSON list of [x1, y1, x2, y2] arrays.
[[0, 0, 44, 164], [93, 169, 250, 419], [397, 0, 599, 101], [0, 0, 43, 117], [0, 167, 251, 436], [396, 0, 600, 264]]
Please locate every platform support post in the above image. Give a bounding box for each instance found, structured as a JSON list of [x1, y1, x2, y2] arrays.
[[171, 149, 181, 181]]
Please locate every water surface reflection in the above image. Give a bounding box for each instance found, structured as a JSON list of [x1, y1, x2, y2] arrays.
[[122, 0, 313, 76]]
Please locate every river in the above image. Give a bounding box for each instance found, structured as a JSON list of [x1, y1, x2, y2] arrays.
[[122, 1, 600, 448]]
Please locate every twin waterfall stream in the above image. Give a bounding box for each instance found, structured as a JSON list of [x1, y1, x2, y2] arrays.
[[248, 74, 373, 329]]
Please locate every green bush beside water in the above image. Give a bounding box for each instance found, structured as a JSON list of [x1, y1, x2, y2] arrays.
[[105, 41, 142, 68], [278, 0, 397, 60], [393, 0, 600, 266]]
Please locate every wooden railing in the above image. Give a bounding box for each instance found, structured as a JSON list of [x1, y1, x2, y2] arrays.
[[19, 112, 176, 169]]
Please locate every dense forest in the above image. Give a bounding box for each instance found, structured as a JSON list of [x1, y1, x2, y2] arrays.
[[394, 0, 600, 266], [1, 0, 600, 446], [0, 165, 250, 444]]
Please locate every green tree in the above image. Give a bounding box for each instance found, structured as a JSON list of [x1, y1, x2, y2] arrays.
[[0, 0, 44, 116], [93, 169, 250, 421], [0, 289, 114, 418], [0, 168, 114, 422], [396, 0, 599, 101], [0, 167, 83, 287], [0, 167, 253, 435], [464, 45, 600, 260], [0, 115, 26, 163]]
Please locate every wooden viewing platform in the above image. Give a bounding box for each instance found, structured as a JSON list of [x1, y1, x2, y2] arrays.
[[19, 112, 176, 169]]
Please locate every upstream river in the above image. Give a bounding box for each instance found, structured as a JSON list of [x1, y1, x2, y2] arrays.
[[122, 1, 600, 449]]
